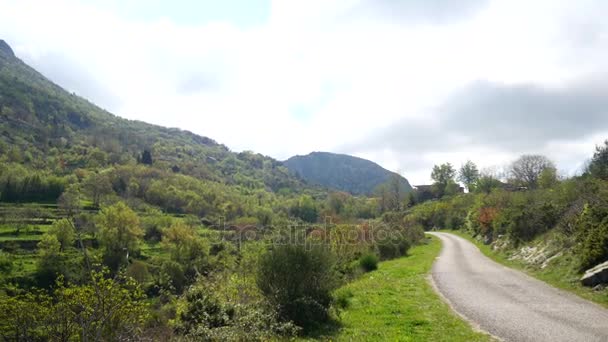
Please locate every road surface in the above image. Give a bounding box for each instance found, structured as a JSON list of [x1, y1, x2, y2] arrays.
[[428, 232, 608, 342]]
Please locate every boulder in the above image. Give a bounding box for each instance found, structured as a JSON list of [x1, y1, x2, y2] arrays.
[[581, 260, 608, 287]]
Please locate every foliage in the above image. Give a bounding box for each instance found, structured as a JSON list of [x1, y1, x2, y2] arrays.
[[359, 253, 379, 272], [97, 202, 143, 271], [0, 271, 148, 341], [48, 218, 75, 251], [431, 163, 456, 197], [458, 160, 480, 191], [575, 203, 608, 270], [587, 140, 608, 180], [256, 244, 337, 330]]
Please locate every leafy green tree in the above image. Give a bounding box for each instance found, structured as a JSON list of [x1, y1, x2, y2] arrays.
[[458, 160, 480, 192], [538, 167, 558, 189], [587, 140, 608, 179], [162, 222, 209, 281], [290, 195, 318, 223], [58, 186, 82, 217], [48, 218, 75, 251], [475, 175, 502, 194], [97, 202, 143, 271], [36, 234, 64, 287], [83, 172, 113, 207], [431, 163, 456, 197]]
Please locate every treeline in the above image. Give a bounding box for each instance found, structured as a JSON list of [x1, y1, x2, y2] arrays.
[[0, 163, 67, 203]]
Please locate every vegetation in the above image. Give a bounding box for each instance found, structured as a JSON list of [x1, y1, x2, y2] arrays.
[[307, 237, 492, 341], [2, 37, 608, 340], [0, 41, 431, 340], [402, 146, 608, 307]]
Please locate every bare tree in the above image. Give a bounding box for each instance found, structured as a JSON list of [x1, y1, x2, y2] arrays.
[[509, 154, 555, 189]]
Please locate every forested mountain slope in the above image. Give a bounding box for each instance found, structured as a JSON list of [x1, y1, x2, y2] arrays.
[[0, 39, 304, 195], [284, 151, 412, 195]]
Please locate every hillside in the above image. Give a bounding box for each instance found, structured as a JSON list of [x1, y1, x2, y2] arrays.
[[284, 152, 412, 195], [0, 39, 313, 202]]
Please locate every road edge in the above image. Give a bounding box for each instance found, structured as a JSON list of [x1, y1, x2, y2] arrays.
[[425, 233, 503, 342]]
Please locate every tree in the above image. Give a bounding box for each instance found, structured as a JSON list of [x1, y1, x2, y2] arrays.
[[97, 202, 143, 271], [588, 140, 608, 180], [36, 234, 64, 287], [83, 172, 113, 207], [458, 160, 480, 192], [48, 218, 75, 251], [538, 167, 558, 189], [290, 195, 318, 223], [161, 222, 209, 281], [509, 155, 555, 189], [140, 150, 153, 165], [58, 186, 82, 217], [431, 163, 456, 197]]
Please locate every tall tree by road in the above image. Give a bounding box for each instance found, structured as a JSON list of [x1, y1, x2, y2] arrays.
[[458, 160, 480, 192], [431, 163, 456, 197]]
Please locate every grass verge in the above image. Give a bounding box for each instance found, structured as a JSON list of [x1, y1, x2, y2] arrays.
[[444, 230, 608, 308], [303, 236, 493, 341]]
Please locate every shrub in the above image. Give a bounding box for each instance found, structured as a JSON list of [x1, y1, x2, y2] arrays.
[[576, 204, 608, 270], [333, 288, 354, 310], [256, 244, 337, 331], [359, 253, 379, 272], [174, 284, 235, 335]]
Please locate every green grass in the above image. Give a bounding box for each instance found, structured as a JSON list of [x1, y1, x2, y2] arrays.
[[444, 230, 608, 308], [305, 237, 493, 341]]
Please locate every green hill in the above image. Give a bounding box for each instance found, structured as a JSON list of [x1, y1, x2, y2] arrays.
[[284, 152, 412, 195], [0, 39, 326, 224]]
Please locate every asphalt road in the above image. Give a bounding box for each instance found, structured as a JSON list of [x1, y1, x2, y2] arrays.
[[428, 232, 608, 342]]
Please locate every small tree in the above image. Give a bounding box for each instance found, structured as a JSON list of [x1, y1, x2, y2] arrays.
[[97, 202, 143, 271], [458, 160, 480, 192], [83, 172, 113, 207], [538, 167, 558, 189], [48, 219, 75, 251], [140, 150, 153, 165], [257, 244, 336, 330], [588, 140, 608, 180], [431, 163, 456, 197]]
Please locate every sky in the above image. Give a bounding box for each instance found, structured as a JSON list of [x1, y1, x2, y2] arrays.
[[1, 0, 607, 184]]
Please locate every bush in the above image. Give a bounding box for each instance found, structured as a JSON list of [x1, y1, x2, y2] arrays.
[[576, 204, 608, 270], [333, 288, 354, 310], [256, 244, 337, 331], [174, 284, 235, 335], [359, 253, 379, 272]]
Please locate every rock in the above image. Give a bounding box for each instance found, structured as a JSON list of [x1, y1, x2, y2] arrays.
[[581, 260, 608, 287], [0, 39, 15, 58]]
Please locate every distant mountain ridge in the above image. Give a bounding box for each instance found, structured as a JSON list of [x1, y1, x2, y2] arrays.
[[284, 152, 412, 195]]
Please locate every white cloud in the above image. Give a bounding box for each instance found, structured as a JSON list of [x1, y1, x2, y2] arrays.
[[1, 0, 607, 184]]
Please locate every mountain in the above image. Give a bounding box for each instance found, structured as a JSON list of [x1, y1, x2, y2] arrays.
[[0, 39, 327, 222], [284, 152, 412, 195], [0, 39, 306, 194]]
